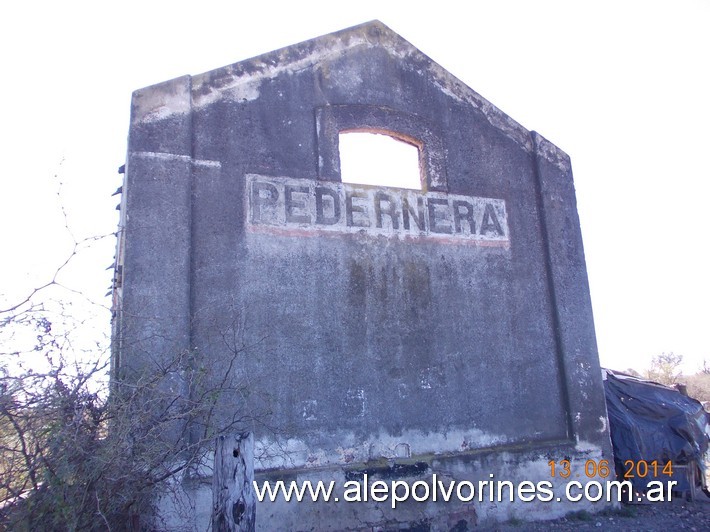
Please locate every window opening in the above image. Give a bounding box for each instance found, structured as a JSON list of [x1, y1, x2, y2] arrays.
[[339, 131, 422, 190]]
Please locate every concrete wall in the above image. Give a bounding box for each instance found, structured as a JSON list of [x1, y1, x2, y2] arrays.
[[116, 21, 612, 530]]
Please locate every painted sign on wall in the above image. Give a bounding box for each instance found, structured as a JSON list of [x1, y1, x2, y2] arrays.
[[246, 175, 509, 245]]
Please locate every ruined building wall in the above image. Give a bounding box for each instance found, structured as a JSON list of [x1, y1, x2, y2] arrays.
[[115, 21, 612, 529]]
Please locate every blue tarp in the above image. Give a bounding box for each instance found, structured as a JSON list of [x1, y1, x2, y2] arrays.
[[603, 369, 710, 492]]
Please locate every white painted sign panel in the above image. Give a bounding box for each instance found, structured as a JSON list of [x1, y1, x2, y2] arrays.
[[246, 175, 509, 246]]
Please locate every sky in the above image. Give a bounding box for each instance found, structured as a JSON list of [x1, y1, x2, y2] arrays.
[[0, 0, 708, 374]]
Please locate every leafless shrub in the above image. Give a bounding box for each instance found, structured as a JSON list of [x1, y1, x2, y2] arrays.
[[0, 283, 252, 531]]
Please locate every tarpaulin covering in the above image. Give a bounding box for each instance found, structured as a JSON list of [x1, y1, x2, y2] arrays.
[[603, 369, 710, 492]]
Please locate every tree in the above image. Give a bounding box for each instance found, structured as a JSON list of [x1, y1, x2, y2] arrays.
[[0, 234, 255, 530], [683, 372, 710, 405], [0, 305, 254, 530], [644, 352, 684, 386]]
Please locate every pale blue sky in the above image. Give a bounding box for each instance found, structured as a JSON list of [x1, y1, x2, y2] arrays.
[[1, 0, 708, 373]]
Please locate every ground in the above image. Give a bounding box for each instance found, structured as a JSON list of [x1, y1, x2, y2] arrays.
[[482, 493, 710, 531]]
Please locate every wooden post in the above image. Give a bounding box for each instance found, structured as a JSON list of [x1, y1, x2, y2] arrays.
[[212, 432, 255, 531]]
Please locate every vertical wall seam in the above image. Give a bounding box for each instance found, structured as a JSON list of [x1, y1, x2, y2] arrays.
[[188, 74, 195, 353], [530, 131, 575, 441], [187, 75, 198, 451]]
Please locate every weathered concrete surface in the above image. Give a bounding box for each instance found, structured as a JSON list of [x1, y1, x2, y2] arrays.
[[114, 20, 612, 530]]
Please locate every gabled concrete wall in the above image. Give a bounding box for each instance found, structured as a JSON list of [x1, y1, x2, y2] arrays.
[[116, 21, 612, 529]]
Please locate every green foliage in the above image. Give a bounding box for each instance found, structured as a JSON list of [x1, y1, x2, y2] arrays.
[[0, 309, 248, 530]]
